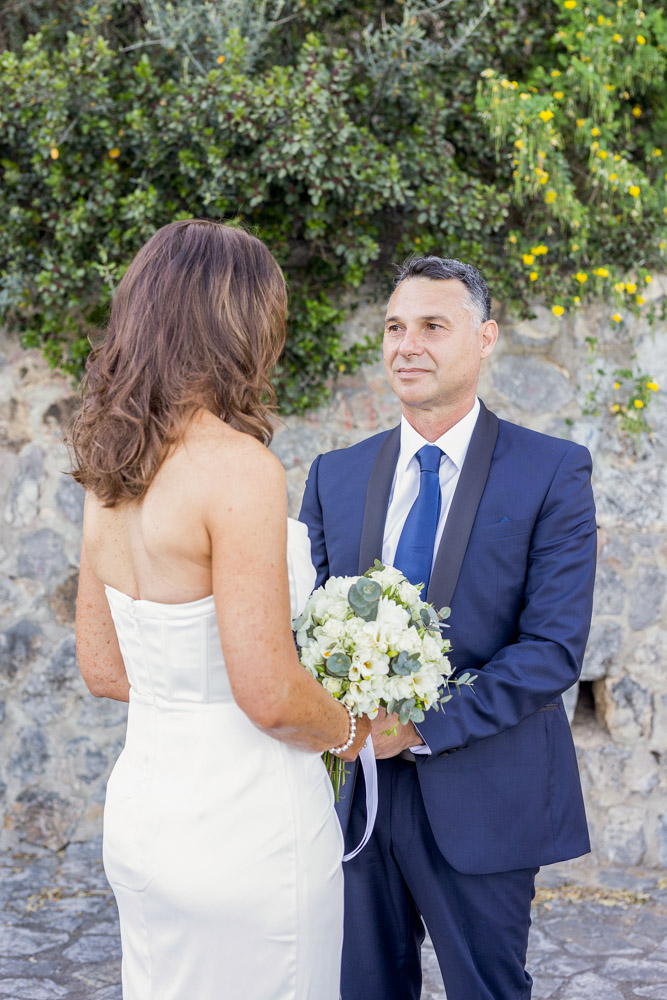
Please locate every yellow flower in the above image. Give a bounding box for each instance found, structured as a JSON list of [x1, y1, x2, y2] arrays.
[[610, 172, 618, 181], [591, 141, 600, 151], [551, 70, 562, 77], [634, 399, 644, 408], [597, 150, 607, 159], [552, 305, 565, 316], [529, 271, 538, 281], [597, 14, 605, 25], [612, 313, 622, 322], [532, 245, 549, 255], [593, 268, 609, 277], [636, 34, 646, 45], [109, 147, 120, 159], [653, 148, 662, 157], [611, 403, 620, 413], [612, 33, 623, 42], [514, 139, 523, 149], [564, 0, 576, 7], [628, 185, 640, 198], [614, 282, 625, 293], [613, 381, 621, 389], [591, 127, 601, 137], [645, 275, 652, 283], [605, 85, 615, 92], [576, 118, 586, 128], [50, 147, 59, 160], [539, 110, 554, 122], [571, 243, 580, 252], [636, 295, 645, 304], [523, 253, 535, 265], [625, 282, 637, 294], [508, 234, 518, 244], [647, 381, 659, 391], [545, 189, 557, 203], [481, 68, 495, 78], [554, 91, 564, 99], [217, 55, 226, 64], [632, 106, 642, 118], [574, 272, 588, 284], [520, 93, 530, 101]]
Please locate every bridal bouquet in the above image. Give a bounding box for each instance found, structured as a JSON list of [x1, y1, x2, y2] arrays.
[[292, 561, 475, 796]]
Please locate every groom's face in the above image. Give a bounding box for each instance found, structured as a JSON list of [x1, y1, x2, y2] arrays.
[[383, 277, 496, 417]]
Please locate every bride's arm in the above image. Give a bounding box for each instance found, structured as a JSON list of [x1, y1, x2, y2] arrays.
[[76, 541, 130, 702], [206, 434, 369, 755]]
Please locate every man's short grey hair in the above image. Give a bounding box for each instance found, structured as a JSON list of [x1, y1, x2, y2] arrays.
[[394, 256, 491, 328]]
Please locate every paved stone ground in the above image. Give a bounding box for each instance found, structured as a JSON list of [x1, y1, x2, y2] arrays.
[[1, 842, 666, 999]]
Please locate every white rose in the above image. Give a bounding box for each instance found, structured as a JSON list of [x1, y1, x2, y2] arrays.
[[376, 597, 410, 630], [318, 618, 347, 641], [322, 677, 344, 696], [396, 580, 422, 607]]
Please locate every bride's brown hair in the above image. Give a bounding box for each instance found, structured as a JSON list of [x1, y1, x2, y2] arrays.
[[68, 219, 287, 507]]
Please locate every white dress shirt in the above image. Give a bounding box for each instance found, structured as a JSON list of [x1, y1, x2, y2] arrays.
[[382, 397, 481, 570], [381, 398, 481, 755]]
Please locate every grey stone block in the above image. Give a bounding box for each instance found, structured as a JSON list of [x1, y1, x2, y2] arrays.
[[629, 564, 667, 631], [492, 355, 574, 412], [17, 529, 68, 582], [582, 622, 623, 681], [55, 475, 85, 524], [0, 620, 43, 682]]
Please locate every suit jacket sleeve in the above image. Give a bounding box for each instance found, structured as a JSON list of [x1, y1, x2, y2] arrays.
[[417, 443, 597, 756], [299, 454, 330, 588]]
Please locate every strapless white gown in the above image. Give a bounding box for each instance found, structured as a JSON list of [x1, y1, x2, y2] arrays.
[[102, 519, 344, 1000]]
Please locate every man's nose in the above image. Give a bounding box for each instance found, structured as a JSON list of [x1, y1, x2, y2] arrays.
[[398, 328, 424, 355]]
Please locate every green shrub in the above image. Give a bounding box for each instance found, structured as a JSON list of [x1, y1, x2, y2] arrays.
[[0, 0, 664, 416]]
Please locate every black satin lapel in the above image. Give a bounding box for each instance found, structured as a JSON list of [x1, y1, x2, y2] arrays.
[[428, 401, 499, 608], [358, 426, 401, 575]]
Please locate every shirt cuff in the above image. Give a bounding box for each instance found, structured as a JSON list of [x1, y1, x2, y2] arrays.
[[410, 724, 431, 755]]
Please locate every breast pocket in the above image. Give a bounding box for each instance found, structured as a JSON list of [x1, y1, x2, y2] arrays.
[[470, 516, 534, 540]]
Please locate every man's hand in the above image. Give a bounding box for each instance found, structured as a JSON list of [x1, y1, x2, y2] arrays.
[[370, 707, 424, 759]]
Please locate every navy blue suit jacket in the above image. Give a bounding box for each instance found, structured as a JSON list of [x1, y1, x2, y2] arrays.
[[299, 401, 596, 874]]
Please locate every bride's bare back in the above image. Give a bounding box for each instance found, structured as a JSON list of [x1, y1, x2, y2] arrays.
[[83, 411, 271, 605]]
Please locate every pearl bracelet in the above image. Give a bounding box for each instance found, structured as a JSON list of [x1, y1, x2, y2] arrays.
[[329, 703, 357, 756]]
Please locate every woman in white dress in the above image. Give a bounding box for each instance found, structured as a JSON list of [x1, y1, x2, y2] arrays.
[[70, 219, 370, 1000]]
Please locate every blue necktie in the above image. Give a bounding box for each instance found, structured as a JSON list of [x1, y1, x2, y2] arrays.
[[394, 445, 443, 591]]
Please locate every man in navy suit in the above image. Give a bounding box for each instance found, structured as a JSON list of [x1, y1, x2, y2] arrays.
[[300, 256, 596, 1000]]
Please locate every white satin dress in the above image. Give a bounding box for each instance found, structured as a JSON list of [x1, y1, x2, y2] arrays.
[[102, 519, 344, 1000]]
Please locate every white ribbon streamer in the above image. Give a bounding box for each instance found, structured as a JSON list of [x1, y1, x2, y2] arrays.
[[342, 735, 378, 863]]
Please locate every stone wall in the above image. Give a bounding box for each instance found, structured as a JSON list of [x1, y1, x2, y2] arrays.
[[1, 283, 666, 863]]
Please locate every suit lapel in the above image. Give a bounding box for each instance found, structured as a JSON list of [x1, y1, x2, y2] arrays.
[[357, 425, 401, 574], [428, 401, 499, 608]]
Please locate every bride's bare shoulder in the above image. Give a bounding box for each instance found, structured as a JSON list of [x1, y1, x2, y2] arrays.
[[177, 410, 284, 492]]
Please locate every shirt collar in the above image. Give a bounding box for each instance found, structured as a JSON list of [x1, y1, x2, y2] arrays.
[[397, 397, 481, 474]]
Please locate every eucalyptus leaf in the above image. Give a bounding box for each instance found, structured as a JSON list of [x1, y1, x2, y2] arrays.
[[392, 651, 412, 675], [326, 652, 351, 677], [439, 607, 451, 620], [399, 698, 416, 725], [410, 707, 425, 724]]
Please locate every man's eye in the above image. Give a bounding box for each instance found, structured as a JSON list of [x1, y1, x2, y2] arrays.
[[426, 323, 441, 331]]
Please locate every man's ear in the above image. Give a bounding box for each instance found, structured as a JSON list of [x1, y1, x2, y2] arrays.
[[480, 320, 499, 359]]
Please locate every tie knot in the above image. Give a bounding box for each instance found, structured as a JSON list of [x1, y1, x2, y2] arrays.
[[416, 444, 442, 475]]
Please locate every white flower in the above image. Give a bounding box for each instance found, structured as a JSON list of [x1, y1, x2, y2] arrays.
[[322, 677, 344, 696], [317, 618, 348, 641], [375, 597, 410, 631], [369, 565, 409, 590], [396, 580, 422, 607]]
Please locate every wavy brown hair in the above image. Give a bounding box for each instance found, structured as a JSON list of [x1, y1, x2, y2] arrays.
[[68, 219, 287, 506]]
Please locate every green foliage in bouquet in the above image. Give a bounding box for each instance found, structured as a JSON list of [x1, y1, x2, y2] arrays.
[[0, 0, 664, 416]]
